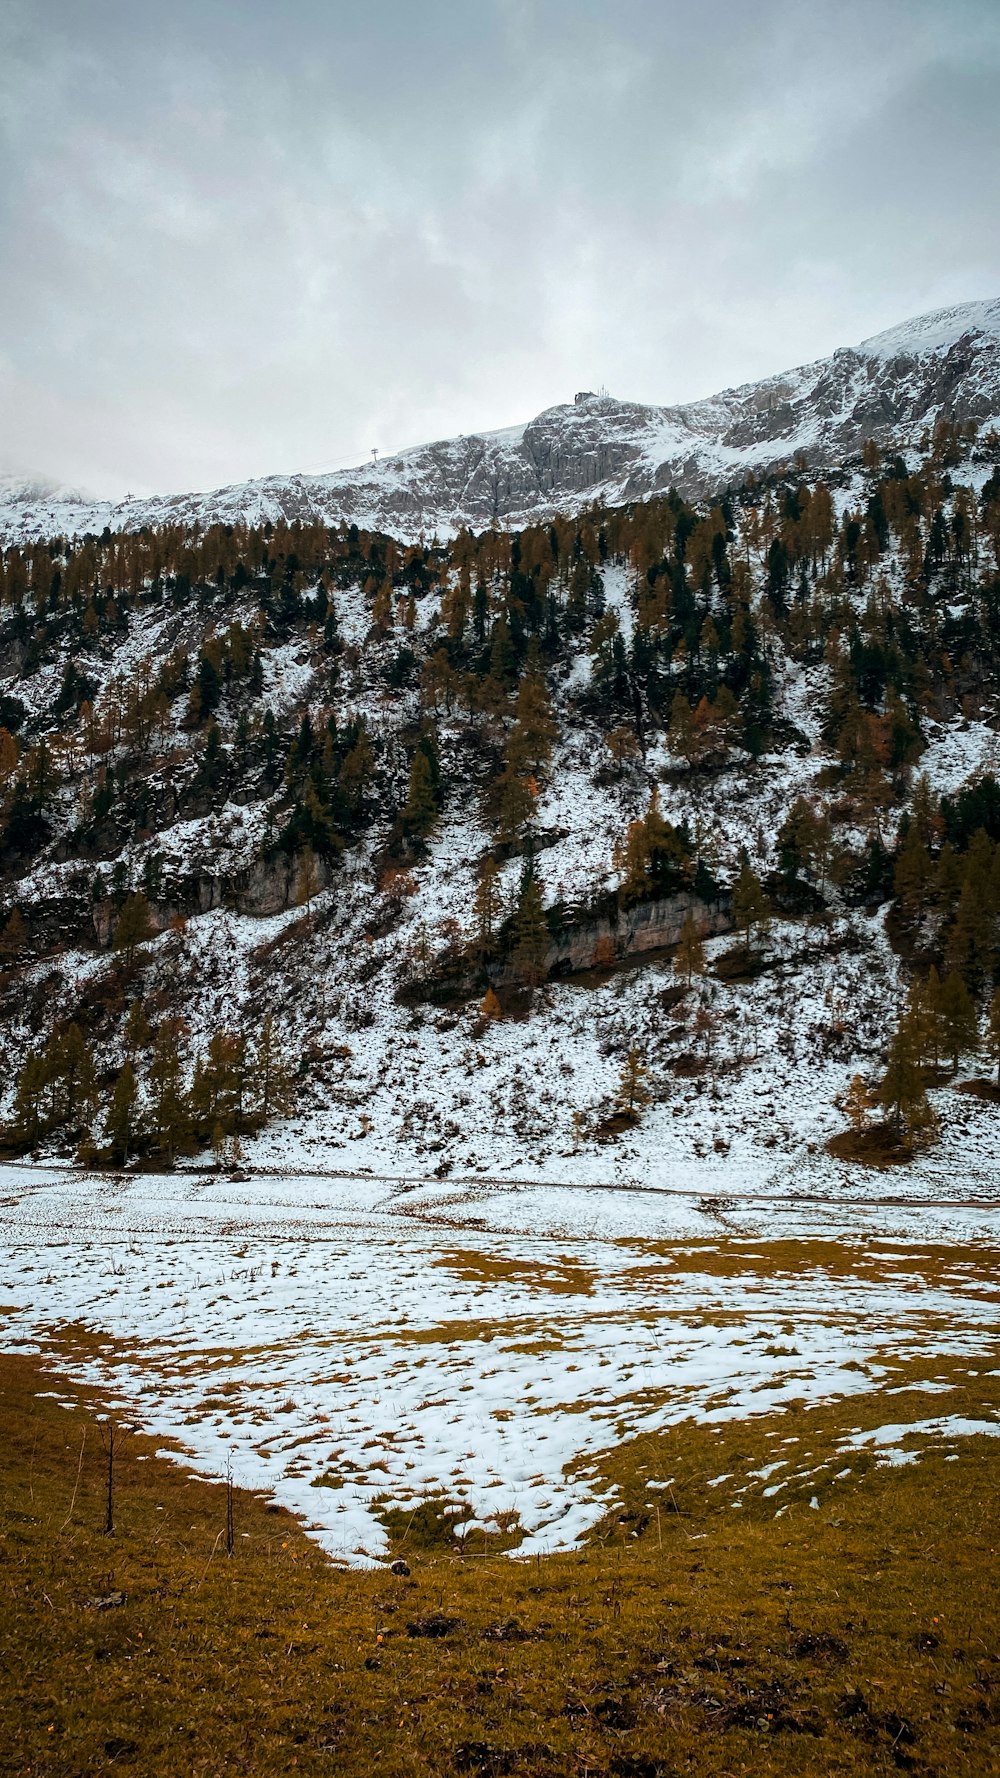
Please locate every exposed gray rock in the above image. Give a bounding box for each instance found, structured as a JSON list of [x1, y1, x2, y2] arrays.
[[3, 298, 998, 547]]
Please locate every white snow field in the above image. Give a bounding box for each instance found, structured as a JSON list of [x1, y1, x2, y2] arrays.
[[2, 1162, 997, 1566]]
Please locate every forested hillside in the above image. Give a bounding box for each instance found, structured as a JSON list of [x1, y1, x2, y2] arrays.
[[2, 409, 1000, 1184]]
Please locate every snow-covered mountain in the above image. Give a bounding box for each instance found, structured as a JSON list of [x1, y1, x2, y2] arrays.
[[2, 320, 1000, 1229], [3, 298, 999, 547]]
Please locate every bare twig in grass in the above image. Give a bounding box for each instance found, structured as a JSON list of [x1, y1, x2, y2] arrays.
[[61, 1425, 87, 1533], [667, 1481, 704, 1541], [397, 1501, 422, 1551], [98, 1419, 130, 1536], [195, 1529, 225, 1590]]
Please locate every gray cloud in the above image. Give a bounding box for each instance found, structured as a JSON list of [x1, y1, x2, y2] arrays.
[[2, 0, 999, 496]]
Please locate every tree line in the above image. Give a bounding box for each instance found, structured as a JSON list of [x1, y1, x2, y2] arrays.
[[3, 1006, 296, 1166]]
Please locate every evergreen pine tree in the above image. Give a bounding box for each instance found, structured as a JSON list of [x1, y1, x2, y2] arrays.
[[191, 1031, 248, 1137], [511, 872, 548, 987], [10, 1051, 49, 1147], [906, 972, 937, 1068], [937, 970, 978, 1074], [337, 722, 374, 821], [401, 747, 439, 842], [894, 824, 934, 916], [0, 906, 28, 968], [878, 1012, 937, 1149], [252, 1013, 296, 1121], [777, 795, 824, 881], [488, 613, 516, 686], [506, 648, 557, 775], [910, 772, 940, 847], [49, 1023, 98, 1129], [286, 710, 315, 781], [300, 774, 341, 862], [731, 855, 772, 949], [113, 891, 155, 967], [986, 986, 1000, 1085], [668, 692, 700, 766], [935, 841, 965, 914], [148, 1019, 191, 1163], [946, 838, 997, 987], [124, 998, 153, 1055], [494, 766, 536, 845], [104, 1061, 138, 1166], [473, 856, 505, 960]]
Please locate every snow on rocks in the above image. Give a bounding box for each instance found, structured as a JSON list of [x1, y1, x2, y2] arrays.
[[857, 298, 1000, 361], [4, 297, 999, 546], [918, 720, 1000, 798]]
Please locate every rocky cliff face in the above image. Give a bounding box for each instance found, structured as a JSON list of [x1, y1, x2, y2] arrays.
[[3, 298, 999, 546]]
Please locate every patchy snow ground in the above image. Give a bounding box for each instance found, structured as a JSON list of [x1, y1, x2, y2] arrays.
[[4, 348, 1000, 1572], [5, 882, 1000, 1207], [1, 1162, 997, 1566], [166, 894, 999, 1206], [918, 719, 1000, 797]]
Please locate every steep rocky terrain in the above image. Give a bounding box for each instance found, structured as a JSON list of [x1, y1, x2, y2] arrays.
[[2, 298, 999, 546], [1, 304, 1000, 1193]]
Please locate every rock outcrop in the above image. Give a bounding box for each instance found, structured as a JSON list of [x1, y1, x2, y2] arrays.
[[2, 298, 998, 547]]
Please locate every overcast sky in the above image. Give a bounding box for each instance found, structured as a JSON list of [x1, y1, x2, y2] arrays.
[[2, 0, 999, 499]]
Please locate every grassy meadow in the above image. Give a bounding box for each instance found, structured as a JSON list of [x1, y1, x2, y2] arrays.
[[3, 1343, 1000, 1777]]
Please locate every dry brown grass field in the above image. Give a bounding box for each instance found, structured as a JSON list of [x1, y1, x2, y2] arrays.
[[3, 1348, 1000, 1778]]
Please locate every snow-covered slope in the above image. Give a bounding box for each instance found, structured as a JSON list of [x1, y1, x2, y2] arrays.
[[857, 297, 1000, 359], [3, 299, 999, 547]]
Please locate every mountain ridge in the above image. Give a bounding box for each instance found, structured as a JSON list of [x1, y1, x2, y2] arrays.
[[1, 315, 1000, 1211], [3, 297, 999, 547]]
